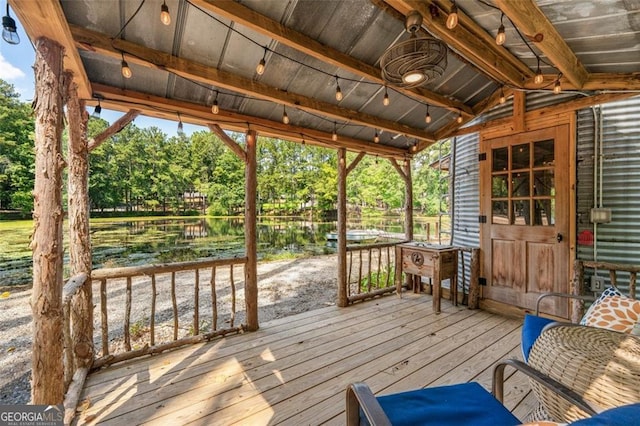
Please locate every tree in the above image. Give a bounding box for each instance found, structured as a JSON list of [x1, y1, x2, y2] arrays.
[[0, 80, 35, 212]]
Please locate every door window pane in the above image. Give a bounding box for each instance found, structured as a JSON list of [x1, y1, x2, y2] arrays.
[[512, 143, 530, 169], [534, 139, 554, 167], [511, 172, 530, 197], [533, 170, 554, 196], [492, 174, 508, 197], [492, 201, 509, 224], [492, 147, 508, 172], [512, 200, 531, 225], [534, 199, 555, 226]]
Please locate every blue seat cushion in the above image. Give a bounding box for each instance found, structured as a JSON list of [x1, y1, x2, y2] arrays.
[[571, 403, 640, 425], [365, 382, 520, 426], [522, 314, 556, 361]]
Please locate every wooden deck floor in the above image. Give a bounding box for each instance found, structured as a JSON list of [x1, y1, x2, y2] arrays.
[[76, 294, 536, 425]]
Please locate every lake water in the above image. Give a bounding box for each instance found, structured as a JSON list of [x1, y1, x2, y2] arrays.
[[0, 216, 437, 287]]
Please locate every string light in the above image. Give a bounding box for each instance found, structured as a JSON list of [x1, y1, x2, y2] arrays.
[[499, 86, 506, 104], [425, 105, 432, 124], [496, 13, 506, 46], [301, 134, 306, 145], [121, 53, 132, 79], [534, 58, 544, 85], [211, 94, 219, 115], [177, 112, 184, 135], [335, 76, 343, 101], [2, 4, 19, 45], [256, 47, 267, 75], [446, 1, 459, 30], [92, 99, 102, 119], [411, 142, 418, 153], [160, 1, 171, 26], [374, 130, 380, 143], [456, 111, 463, 123], [383, 86, 390, 106], [332, 122, 338, 141], [553, 78, 562, 94], [282, 105, 290, 124]]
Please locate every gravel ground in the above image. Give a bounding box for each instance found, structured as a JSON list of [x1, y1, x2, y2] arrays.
[[0, 254, 338, 405]]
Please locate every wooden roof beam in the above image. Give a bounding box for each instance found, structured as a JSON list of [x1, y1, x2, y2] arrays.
[[191, 0, 473, 117], [10, 0, 91, 99], [90, 83, 409, 160], [383, 0, 534, 88], [71, 25, 434, 143], [88, 109, 140, 152], [495, 0, 589, 89]]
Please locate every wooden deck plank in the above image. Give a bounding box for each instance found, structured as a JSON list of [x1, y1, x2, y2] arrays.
[[74, 295, 530, 425]]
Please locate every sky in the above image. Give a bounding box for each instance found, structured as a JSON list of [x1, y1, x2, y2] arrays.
[[0, 9, 200, 137]]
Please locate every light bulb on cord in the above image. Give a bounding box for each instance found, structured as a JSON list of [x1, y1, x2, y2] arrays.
[[332, 122, 338, 142], [160, 1, 171, 26], [177, 113, 184, 136], [374, 130, 380, 143], [256, 47, 267, 75], [534, 58, 544, 84], [499, 86, 506, 104], [456, 111, 463, 124], [92, 100, 102, 119], [121, 53, 132, 79], [335, 77, 343, 101], [383, 87, 390, 106], [496, 14, 506, 46], [212, 99, 219, 114], [2, 4, 19, 45], [282, 106, 290, 124], [446, 1, 458, 30], [425, 105, 432, 124], [553, 79, 562, 94]]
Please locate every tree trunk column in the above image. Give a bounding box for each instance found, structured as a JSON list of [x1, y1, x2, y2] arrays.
[[245, 130, 258, 331], [404, 159, 414, 241], [337, 148, 348, 307], [65, 74, 93, 369], [31, 37, 66, 405]]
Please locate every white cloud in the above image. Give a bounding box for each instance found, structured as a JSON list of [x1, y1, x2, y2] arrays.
[[0, 53, 25, 80]]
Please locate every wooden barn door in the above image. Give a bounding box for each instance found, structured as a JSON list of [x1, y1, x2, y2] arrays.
[[480, 125, 570, 318]]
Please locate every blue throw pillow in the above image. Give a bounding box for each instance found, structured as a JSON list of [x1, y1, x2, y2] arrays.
[[570, 403, 640, 425], [521, 313, 556, 361]]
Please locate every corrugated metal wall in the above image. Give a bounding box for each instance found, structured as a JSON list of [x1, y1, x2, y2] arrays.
[[451, 132, 480, 299], [576, 95, 640, 294]]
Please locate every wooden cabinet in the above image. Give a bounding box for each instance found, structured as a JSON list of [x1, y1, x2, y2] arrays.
[[395, 242, 459, 314]]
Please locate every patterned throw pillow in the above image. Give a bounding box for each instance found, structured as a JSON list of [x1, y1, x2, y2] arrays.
[[579, 286, 622, 325], [582, 294, 640, 334]]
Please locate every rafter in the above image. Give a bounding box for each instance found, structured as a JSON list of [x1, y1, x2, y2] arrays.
[[191, 0, 473, 117], [88, 110, 140, 152], [495, 0, 588, 89], [71, 26, 434, 143], [10, 0, 91, 99], [383, 0, 534, 87], [91, 83, 409, 159]]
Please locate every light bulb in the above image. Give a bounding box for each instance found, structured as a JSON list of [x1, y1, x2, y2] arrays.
[[383, 88, 390, 106], [496, 24, 506, 46], [499, 87, 506, 104], [92, 104, 102, 119], [446, 3, 458, 30], [177, 120, 184, 135], [553, 79, 562, 94], [256, 58, 265, 76], [160, 1, 171, 26], [335, 84, 343, 101], [457, 112, 463, 123], [534, 69, 544, 85], [411, 144, 418, 153], [425, 112, 432, 124], [332, 130, 337, 142], [374, 131, 380, 143], [282, 109, 289, 124], [2, 9, 19, 45], [212, 99, 219, 114], [121, 59, 132, 79]]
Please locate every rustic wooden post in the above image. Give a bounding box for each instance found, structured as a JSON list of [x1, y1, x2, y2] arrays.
[[337, 148, 348, 307], [245, 130, 258, 330], [403, 159, 414, 241], [31, 37, 66, 404], [571, 260, 585, 323], [65, 73, 94, 369], [468, 248, 480, 309]]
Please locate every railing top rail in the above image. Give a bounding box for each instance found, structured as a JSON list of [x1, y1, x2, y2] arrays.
[[579, 260, 640, 273], [91, 256, 248, 280], [62, 273, 89, 305], [346, 240, 409, 252]]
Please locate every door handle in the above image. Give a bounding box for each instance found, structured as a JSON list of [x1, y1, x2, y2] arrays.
[[557, 233, 563, 242]]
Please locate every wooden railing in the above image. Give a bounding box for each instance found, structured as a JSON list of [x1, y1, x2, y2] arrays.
[[91, 256, 247, 369], [346, 241, 407, 303], [571, 259, 639, 322]]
